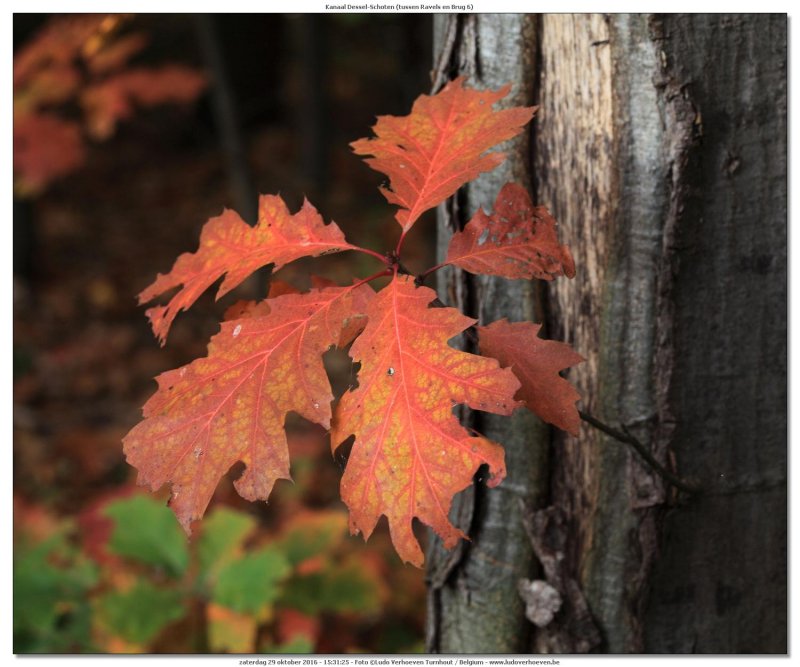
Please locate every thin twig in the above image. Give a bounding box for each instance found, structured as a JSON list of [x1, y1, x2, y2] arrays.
[[579, 410, 700, 494], [351, 268, 393, 289], [350, 245, 392, 265], [417, 261, 448, 285]]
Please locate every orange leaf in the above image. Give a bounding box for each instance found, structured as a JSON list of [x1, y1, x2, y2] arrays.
[[81, 65, 206, 140], [222, 280, 299, 321], [351, 77, 535, 233], [13, 15, 108, 88], [478, 320, 584, 436], [207, 603, 257, 653], [124, 285, 372, 532], [445, 183, 576, 280], [268, 279, 303, 297], [222, 299, 271, 322], [276, 608, 320, 645], [14, 64, 81, 114], [85, 33, 148, 74], [139, 195, 360, 345], [13, 113, 85, 195], [331, 275, 520, 566]]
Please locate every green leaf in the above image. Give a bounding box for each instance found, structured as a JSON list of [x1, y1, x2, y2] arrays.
[[94, 583, 185, 645], [103, 495, 188, 576], [276, 510, 347, 566], [280, 558, 381, 615], [212, 547, 290, 615], [198, 506, 256, 579], [13, 535, 98, 652]]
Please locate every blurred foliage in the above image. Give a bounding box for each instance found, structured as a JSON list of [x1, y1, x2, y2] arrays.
[[14, 468, 424, 654], [94, 583, 186, 646], [13, 14, 205, 195], [103, 495, 189, 576], [14, 509, 98, 652]]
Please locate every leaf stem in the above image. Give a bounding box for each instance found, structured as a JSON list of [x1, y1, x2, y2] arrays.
[[352, 267, 393, 289], [394, 230, 409, 258], [350, 245, 392, 265], [417, 262, 448, 285]]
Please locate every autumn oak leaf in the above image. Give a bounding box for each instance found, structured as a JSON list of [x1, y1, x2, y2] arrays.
[[222, 279, 301, 321], [125, 77, 581, 568], [331, 275, 521, 566], [351, 77, 535, 233], [445, 183, 576, 280], [123, 285, 372, 532], [478, 320, 584, 436], [139, 195, 360, 345]]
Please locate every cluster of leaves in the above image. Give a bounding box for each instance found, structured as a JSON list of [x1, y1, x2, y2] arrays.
[[13, 14, 206, 195], [13, 499, 97, 653], [14, 490, 410, 653], [125, 77, 582, 567]]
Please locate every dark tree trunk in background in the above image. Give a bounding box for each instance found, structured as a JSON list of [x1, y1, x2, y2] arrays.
[[427, 13, 786, 654]]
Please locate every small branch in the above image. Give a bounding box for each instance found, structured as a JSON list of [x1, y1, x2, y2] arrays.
[[579, 410, 700, 494]]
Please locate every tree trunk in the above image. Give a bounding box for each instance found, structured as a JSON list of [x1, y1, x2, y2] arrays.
[[428, 13, 786, 654], [426, 14, 547, 654]]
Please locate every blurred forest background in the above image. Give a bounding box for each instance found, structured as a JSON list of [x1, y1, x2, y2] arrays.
[[13, 13, 436, 653]]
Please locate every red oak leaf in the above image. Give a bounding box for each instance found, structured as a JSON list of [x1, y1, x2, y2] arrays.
[[223, 277, 368, 348], [478, 320, 584, 436], [351, 77, 535, 233], [331, 275, 521, 566], [139, 196, 361, 345], [222, 280, 301, 321], [123, 285, 372, 532], [445, 183, 576, 280]]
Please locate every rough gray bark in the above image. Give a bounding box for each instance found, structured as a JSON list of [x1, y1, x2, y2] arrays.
[[428, 13, 786, 654], [539, 14, 786, 653], [538, 14, 671, 652], [641, 15, 787, 653], [426, 14, 548, 654]]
